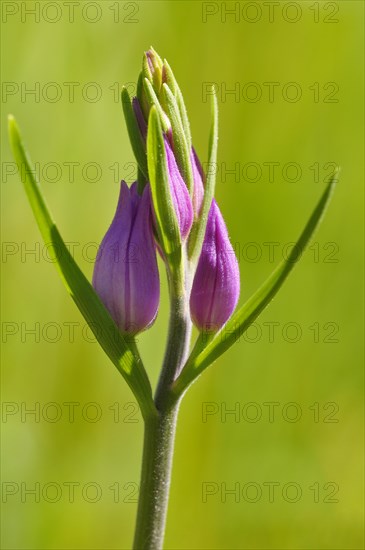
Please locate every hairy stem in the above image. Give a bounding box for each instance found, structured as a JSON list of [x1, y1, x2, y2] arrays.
[[155, 293, 192, 409], [132, 401, 179, 550], [133, 272, 192, 549]]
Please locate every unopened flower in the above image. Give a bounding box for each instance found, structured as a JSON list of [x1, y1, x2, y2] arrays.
[[164, 136, 193, 239], [93, 181, 159, 334], [190, 199, 240, 331], [191, 147, 204, 216], [144, 48, 163, 94], [129, 95, 194, 241]]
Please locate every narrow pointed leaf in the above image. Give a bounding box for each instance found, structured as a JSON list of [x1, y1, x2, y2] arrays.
[[174, 172, 338, 395], [188, 89, 218, 262], [163, 59, 192, 150], [147, 107, 182, 272], [121, 87, 148, 179], [137, 71, 150, 120], [142, 47, 163, 93], [8, 115, 155, 419], [162, 83, 194, 194], [143, 78, 170, 132]]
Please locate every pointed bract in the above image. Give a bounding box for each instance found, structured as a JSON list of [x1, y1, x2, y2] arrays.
[[93, 181, 160, 334], [164, 137, 193, 240], [191, 147, 204, 216], [132, 97, 147, 140], [190, 199, 240, 331]]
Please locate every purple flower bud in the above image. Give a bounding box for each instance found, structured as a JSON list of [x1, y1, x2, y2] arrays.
[[164, 136, 193, 239], [190, 199, 240, 331], [93, 181, 160, 334], [191, 147, 204, 216]]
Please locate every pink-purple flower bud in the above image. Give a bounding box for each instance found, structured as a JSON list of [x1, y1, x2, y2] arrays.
[[129, 98, 193, 241], [93, 181, 160, 334], [190, 199, 240, 331], [191, 147, 204, 217], [164, 136, 193, 240]]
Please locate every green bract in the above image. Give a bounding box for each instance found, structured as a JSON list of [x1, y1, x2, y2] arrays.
[[147, 107, 183, 277]]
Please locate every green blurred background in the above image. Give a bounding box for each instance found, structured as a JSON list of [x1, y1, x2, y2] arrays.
[[1, 1, 364, 548]]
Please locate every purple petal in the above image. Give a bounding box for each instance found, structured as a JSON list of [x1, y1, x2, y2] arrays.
[[164, 137, 193, 239], [191, 147, 204, 216], [127, 183, 160, 332], [190, 199, 240, 331], [93, 181, 160, 334]]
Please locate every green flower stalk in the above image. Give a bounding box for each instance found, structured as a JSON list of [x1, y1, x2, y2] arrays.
[[8, 47, 338, 550]]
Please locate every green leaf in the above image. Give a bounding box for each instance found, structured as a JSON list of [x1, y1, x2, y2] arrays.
[[121, 87, 148, 182], [163, 60, 192, 150], [8, 115, 156, 420], [188, 89, 218, 263], [143, 78, 170, 132], [146, 107, 182, 276], [137, 71, 151, 121], [142, 47, 163, 94], [162, 83, 194, 194], [174, 171, 338, 395]]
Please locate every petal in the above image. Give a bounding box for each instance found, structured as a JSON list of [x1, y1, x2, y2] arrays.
[[127, 183, 160, 332], [191, 147, 204, 216], [93, 181, 160, 334], [190, 199, 240, 331], [93, 181, 132, 327], [164, 137, 193, 239]]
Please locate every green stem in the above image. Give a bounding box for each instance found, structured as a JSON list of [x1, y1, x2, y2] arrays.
[[133, 276, 192, 549], [132, 401, 179, 550], [155, 293, 192, 409]]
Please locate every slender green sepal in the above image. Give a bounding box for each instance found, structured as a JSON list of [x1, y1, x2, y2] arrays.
[[188, 88, 218, 262], [146, 107, 182, 275], [142, 47, 163, 94], [121, 87, 148, 180], [149, 46, 163, 66], [163, 60, 192, 150], [174, 171, 339, 395], [8, 115, 156, 420], [137, 166, 147, 194], [142, 52, 153, 81], [161, 83, 194, 195], [143, 78, 170, 133], [137, 71, 150, 120]]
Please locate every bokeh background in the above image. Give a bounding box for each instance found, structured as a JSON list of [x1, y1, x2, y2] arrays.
[[1, 1, 364, 549]]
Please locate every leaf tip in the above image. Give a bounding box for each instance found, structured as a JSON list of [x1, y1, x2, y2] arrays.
[[148, 104, 158, 126], [7, 114, 17, 135], [326, 167, 340, 198], [7, 115, 21, 155], [121, 85, 129, 99], [332, 166, 341, 182]]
